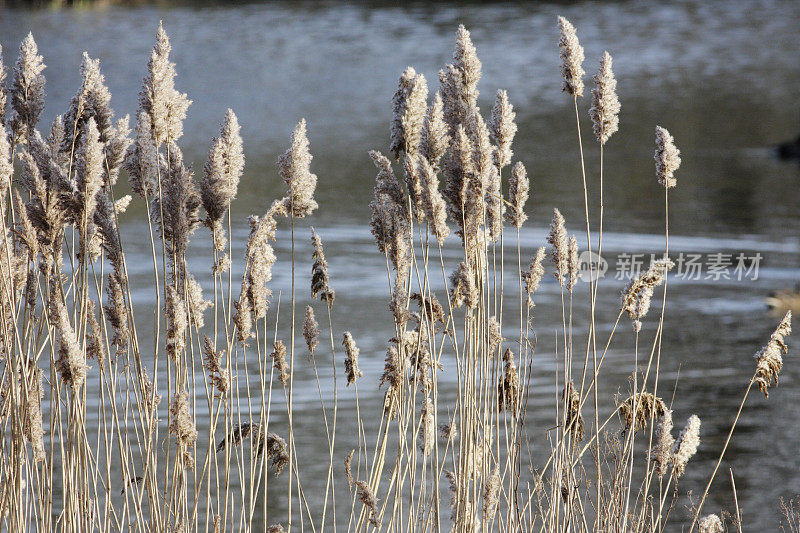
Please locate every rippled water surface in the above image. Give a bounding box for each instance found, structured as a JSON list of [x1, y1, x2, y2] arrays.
[[2, 0, 800, 528]]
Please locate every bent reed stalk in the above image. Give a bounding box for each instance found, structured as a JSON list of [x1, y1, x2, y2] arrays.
[[0, 18, 790, 533]]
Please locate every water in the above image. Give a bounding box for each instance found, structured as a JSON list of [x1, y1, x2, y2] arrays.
[[2, 0, 800, 528]]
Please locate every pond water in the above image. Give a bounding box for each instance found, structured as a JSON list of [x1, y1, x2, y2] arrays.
[[2, 0, 800, 528]]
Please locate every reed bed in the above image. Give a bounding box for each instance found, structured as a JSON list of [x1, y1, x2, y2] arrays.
[[0, 17, 792, 533]]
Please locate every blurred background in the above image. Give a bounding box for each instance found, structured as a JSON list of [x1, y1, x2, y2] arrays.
[[2, 0, 800, 528]]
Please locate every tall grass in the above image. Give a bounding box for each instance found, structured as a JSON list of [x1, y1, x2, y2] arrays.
[[0, 17, 791, 533]]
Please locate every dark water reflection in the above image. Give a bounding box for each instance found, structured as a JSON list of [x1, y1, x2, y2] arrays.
[[2, 0, 800, 528]]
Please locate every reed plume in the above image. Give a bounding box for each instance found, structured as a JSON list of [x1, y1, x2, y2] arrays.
[[344, 449, 355, 488], [234, 205, 280, 341], [271, 340, 289, 387], [355, 481, 380, 527], [201, 109, 244, 239], [672, 415, 701, 478], [567, 234, 579, 292], [390, 67, 428, 159], [49, 283, 87, 391], [450, 261, 479, 309], [169, 392, 198, 468], [417, 156, 450, 244], [754, 311, 791, 397], [563, 380, 584, 439], [621, 257, 674, 331], [420, 91, 450, 169], [166, 285, 188, 361], [523, 247, 546, 300], [85, 299, 106, 366], [216, 422, 264, 456], [490, 89, 517, 169], [652, 409, 675, 477], [343, 332, 362, 386], [619, 392, 666, 431], [202, 335, 229, 395], [303, 305, 320, 356], [548, 208, 569, 286], [151, 144, 202, 262], [278, 118, 318, 217], [310, 227, 335, 302], [266, 433, 290, 475], [557, 17, 585, 98], [22, 367, 45, 463], [507, 161, 529, 229], [698, 514, 723, 533], [124, 111, 160, 199], [589, 51, 620, 145], [655, 126, 681, 189], [139, 21, 191, 144], [499, 348, 520, 413], [439, 25, 481, 131], [483, 465, 501, 518], [9, 33, 46, 139], [63, 52, 114, 147]]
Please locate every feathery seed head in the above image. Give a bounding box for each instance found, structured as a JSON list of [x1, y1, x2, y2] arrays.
[[139, 22, 191, 144], [124, 112, 160, 199], [202, 109, 244, 224], [49, 282, 87, 391], [655, 126, 681, 188], [557, 16, 585, 97], [490, 89, 517, 169], [450, 261, 479, 309], [278, 118, 318, 218], [303, 305, 320, 357], [169, 392, 197, 449], [266, 432, 290, 475], [343, 332, 362, 386], [499, 349, 520, 413], [10, 33, 46, 139], [619, 392, 666, 431], [420, 92, 450, 169], [166, 286, 187, 361], [621, 257, 674, 331], [417, 156, 450, 244], [652, 409, 675, 477], [271, 340, 289, 387], [563, 380, 584, 439], [671, 414, 700, 478], [439, 25, 481, 130], [355, 481, 380, 528], [754, 310, 791, 397], [186, 274, 211, 329], [344, 449, 355, 488], [64, 52, 115, 148], [310, 227, 335, 303], [390, 67, 428, 160], [589, 51, 621, 144], [567, 234, 579, 291], [547, 209, 569, 286], [698, 514, 723, 533], [523, 247, 547, 300], [420, 396, 435, 456], [507, 161, 529, 229], [76, 118, 104, 222], [202, 336, 229, 395]]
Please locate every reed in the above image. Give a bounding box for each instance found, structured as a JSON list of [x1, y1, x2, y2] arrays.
[[0, 17, 791, 533]]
